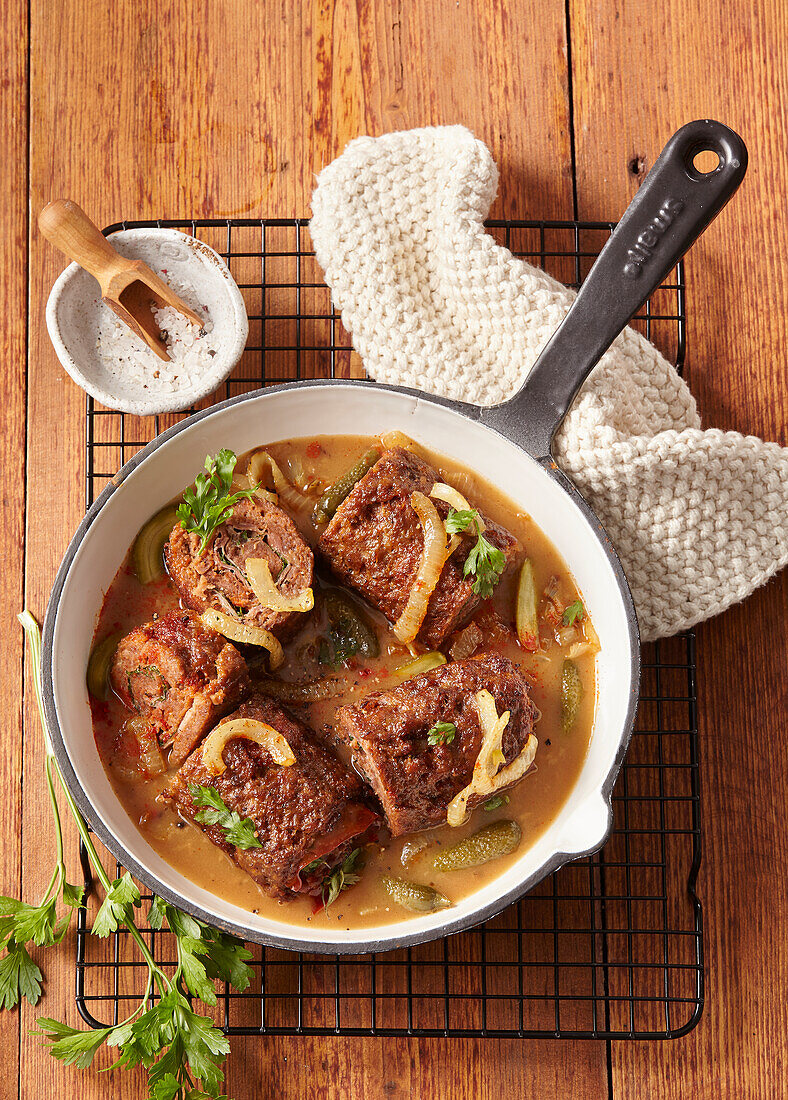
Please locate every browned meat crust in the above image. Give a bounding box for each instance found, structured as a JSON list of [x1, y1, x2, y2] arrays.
[[335, 653, 539, 835], [317, 448, 520, 647], [165, 496, 314, 641], [162, 694, 378, 898], [110, 610, 250, 766]]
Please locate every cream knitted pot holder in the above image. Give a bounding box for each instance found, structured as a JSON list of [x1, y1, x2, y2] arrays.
[[310, 125, 788, 641]]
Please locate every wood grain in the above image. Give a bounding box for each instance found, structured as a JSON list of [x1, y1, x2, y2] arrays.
[[13, 0, 788, 1095], [0, 0, 27, 1086], [570, 0, 788, 1096]]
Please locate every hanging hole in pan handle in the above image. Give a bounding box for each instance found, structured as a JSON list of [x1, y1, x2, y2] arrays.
[[482, 120, 748, 459], [687, 146, 723, 177]]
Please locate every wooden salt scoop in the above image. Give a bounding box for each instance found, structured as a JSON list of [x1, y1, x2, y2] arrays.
[[38, 200, 203, 361]]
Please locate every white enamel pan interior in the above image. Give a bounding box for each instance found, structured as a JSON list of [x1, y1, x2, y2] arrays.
[[43, 381, 638, 953]]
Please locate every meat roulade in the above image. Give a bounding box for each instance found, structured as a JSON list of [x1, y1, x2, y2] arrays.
[[165, 496, 314, 641], [162, 693, 379, 898]]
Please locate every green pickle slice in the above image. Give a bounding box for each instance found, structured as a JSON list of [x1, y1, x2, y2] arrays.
[[432, 820, 522, 873], [382, 876, 452, 913]]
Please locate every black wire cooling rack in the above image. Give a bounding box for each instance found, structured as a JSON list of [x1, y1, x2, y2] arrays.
[[75, 218, 702, 1040]]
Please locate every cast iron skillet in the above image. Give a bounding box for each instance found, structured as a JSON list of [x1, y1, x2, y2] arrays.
[[42, 120, 747, 952]]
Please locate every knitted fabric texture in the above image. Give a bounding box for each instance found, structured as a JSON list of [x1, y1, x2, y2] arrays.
[[310, 125, 788, 641]]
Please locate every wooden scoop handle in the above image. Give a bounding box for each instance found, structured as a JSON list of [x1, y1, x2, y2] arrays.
[[38, 200, 126, 287]]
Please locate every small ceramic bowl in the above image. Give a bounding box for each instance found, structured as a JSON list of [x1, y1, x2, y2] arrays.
[[45, 228, 249, 415]]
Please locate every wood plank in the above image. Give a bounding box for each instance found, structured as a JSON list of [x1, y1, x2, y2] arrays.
[[223, 1035, 605, 1099], [23, 0, 611, 1095], [569, 0, 788, 1095], [0, 0, 28, 1086]]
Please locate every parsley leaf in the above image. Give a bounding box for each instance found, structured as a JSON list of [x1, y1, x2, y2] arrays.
[[443, 508, 479, 535], [483, 794, 510, 811], [301, 857, 328, 876], [105, 986, 230, 1093], [322, 848, 363, 908], [444, 508, 506, 598], [427, 721, 456, 746], [198, 928, 253, 993], [152, 897, 252, 993], [562, 599, 585, 626], [464, 533, 506, 599], [92, 872, 142, 938], [177, 448, 258, 553], [33, 1018, 116, 1068], [190, 784, 262, 851], [150, 1074, 184, 1100], [0, 940, 43, 1009], [0, 896, 20, 945], [62, 881, 85, 910], [8, 898, 58, 947], [145, 895, 253, 1027], [177, 938, 218, 1006]]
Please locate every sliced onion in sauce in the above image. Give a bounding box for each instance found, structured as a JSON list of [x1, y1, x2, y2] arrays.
[[380, 430, 419, 451], [125, 716, 167, 777], [446, 689, 538, 827], [430, 481, 483, 555], [472, 690, 510, 782], [429, 482, 482, 526], [245, 451, 279, 504], [392, 491, 450, 645], [202, 718, 295, 774], [245, 557, 314, 614], [200, 609, 284, 669], [567, 617, 601, 660], [247, 450, 309, 513], [449, 620, 484, 661], [400, 835, 430, 866], [444, 470, 479, 499]]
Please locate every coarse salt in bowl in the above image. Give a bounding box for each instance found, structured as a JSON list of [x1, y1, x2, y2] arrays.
[[45, 228, 249, 415]]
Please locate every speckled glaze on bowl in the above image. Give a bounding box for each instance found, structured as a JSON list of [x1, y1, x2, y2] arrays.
[[45, 228, 249, 415]]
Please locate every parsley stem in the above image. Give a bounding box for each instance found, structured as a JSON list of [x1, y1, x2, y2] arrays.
[[53, 766, 169, 996], [37, 865, 60, 909], [20, 611, 169, 998], [41, 755, 66, 903]]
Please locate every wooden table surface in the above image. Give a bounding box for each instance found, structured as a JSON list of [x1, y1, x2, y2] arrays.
[[4, 1, 787, 1096]]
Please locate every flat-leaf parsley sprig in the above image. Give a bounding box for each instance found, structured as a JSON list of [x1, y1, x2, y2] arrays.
[[8, 612, 253, 1100], [427, 721, 456, 747], [189, 784, 262, 851], [321, 849, 363, 909], [177, 448, 258, 552], [562, 599, 585, 626], [444, 508, 506, 599]]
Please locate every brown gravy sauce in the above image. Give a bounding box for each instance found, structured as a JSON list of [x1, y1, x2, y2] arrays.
[[91, 435, 596, 929]]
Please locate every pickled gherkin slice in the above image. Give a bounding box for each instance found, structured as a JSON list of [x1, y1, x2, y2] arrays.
[[86, 632, 122, 700], [515, 558, 539, 651], [312, 447, 381, 525], [393, 651, 446, 680], [561, 659, 583, 732], [132, 504, 179, 584], [322, 590, 379, 660], [382, 876, 452, 913], [432, 820, 522, 872]]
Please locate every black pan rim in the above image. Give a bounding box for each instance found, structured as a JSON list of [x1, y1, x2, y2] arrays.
[[41, 378, 640, 954]]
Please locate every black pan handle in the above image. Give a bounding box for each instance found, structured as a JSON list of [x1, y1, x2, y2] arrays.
[[481, 120, 748, 457]]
